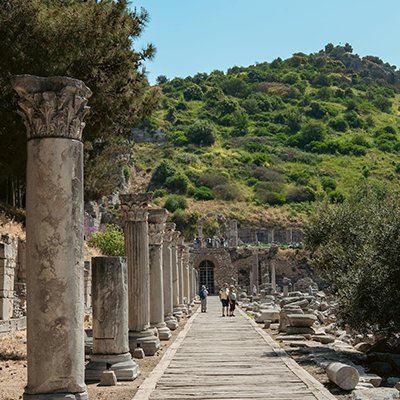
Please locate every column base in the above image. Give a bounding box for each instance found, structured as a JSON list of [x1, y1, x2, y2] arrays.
[[165, 315, 178, 330], [85, 352, 139, 381], [153, 323, 172, 341], [129, 330, 160, 356], [23, 392, 88, 400], [173, 307, 183, 320]]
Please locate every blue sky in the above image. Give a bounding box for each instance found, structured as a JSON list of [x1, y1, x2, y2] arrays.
[[131, 0, 400, 84]]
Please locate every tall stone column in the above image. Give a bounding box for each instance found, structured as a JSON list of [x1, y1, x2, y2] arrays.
[[191, 267, 196, 304], [148, 208, 171, 341], [85, 257, 139, 381], [171, 231, 183, 318], [120, 193, 160, 356], [163, 224, 178, 330], [177, 237, 187, 313], [271, 261, 277, 292], [13, 75, 91, 400]]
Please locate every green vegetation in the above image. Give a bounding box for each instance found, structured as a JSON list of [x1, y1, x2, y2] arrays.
[[139, 44, 400, 222], [305, 184, 400, 335], [88, 224, 124, 256]]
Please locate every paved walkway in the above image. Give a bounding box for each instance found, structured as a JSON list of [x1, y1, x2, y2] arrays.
[[134, 296, 337, 400]]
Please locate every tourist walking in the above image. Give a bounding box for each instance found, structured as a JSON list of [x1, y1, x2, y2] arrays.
[[199, 285, 208, 312], [228, 285, 237, 316], [219, 283, 229, 317]]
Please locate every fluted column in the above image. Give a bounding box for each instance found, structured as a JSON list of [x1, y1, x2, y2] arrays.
[[120, 193, 160, 356], [271, 261, 276, 292], [182, 246, 191, 314], [190, 267, 196, 304], [85, 257, 139, 381], [13, 75, 90, 400], [171, 231, 183, 318], [148, 208, 171, 341], [163, 223, 178, 330]]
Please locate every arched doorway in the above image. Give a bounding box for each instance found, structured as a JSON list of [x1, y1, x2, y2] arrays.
[[238, 268, 250, 292], [199, 260, 215, 294]]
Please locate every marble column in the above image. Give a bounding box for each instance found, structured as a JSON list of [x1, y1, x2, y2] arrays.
[[271, 261, 276, 292], [163, 223, 178, 330], [177, 237, 187, 314], [191, 267, 196, 304], [85, 257, 139, 381], [148, 208, 171, 341], [182, 247, 191, 314], [171, 231, 183, 318], [13, 75, 91, 400], [120, 193, 160, 356]]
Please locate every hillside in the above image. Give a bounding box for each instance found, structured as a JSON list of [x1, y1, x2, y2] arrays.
[[131, 44, 400, 234]]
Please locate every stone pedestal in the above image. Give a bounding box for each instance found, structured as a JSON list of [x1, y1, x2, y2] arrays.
[[13, 75, 90, 400], [120, 193, 160, 356], [85, 257, 139, 381], [171, 232, 183, 318], [148, 209, 171, 341], [162, 224, 178, 330]]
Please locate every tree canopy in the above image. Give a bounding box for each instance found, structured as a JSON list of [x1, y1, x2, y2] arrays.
[[305, 184, 400, 335], [0, 0, 160, 203]]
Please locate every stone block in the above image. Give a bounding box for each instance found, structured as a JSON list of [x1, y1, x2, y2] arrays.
[[99, 370, 117, 386], [287, 314, 317, 327], [352, 388, 399, 400]]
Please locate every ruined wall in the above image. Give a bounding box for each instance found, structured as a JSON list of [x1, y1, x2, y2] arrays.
[[0, 236, 17, 320], [238, 227, 304, 244]]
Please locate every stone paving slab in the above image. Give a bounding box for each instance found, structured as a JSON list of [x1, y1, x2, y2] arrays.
[[133, 297, 338, 400]]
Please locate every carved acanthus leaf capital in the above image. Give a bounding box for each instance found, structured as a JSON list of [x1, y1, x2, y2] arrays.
[[120, 193, 153, 222], [12, 75, 92, 141], [148, 223, 165, 246]]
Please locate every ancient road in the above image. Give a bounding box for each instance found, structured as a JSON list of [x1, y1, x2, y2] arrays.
[[134, 296, 337, 400]]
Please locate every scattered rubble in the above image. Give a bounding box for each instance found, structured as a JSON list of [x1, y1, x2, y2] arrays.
[[239, 284, 400, 398]]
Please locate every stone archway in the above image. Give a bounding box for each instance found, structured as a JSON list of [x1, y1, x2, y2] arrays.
[[198, 260, 215, 294], [238, 268, 250, 292]]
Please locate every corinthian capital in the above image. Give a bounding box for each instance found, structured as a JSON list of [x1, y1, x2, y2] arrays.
[[12, 75, 92, 141], [120, 192, 153, 222], [163, 223, 176, 243], [148, 208, 168, 246]]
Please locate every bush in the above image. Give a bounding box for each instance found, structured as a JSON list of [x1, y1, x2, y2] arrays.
[[198, 171, 229, 188], [321, 177, 337, 192], [193, 186, 214, 200], [165, 172, 189, 194], [183, 84, 203, 101], [164, 195, 188, 212], [328, 117, 348, 132], [214, 184, 243, 201], [170, 210, 199, 240], [167, 131, 188, 146], [149, 160, 176, 189], [286, 186, 315, 203], [88, 224, 124, 256], [186, 120, 216, 146], [254, 184, 285, 205], [287, 121, 326, 149]]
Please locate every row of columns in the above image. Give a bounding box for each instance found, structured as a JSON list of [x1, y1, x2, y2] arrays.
[[13, 75, 198, 399]]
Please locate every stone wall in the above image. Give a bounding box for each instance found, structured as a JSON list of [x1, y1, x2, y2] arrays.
[[0, 236, 17, 320], [238, 227, 304, 244]]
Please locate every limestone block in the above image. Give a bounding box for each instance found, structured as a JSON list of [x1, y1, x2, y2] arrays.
[[359, 373, 382, 388], [311, 335, 335, 344], [133, 347, 145, 359], [99, 370, 117, 386], [327, 362, 359, 390], [352, 388, 399, 400], [286, 326, 315, 335], [255, 309, 280, 323], [287, 314, 317, 327]]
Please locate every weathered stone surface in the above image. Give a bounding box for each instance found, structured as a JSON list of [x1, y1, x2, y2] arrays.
[[255, 309, 280, 323], [311, 335, 335, 344], [148, 208, 171, 341], [133, 347, 145, 359], [352, 388, 399, 400], [327, 362, 359, 390], [359, 373, 382, 388], [99, 370, 117, 387], [13, 75, 91, 399], [287, 314, 317, 327], [120, 193, 160, 356], [85, 257, 139, 381]]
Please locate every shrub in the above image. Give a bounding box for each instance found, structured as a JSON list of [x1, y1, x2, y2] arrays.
[[198, 171, 229, 188], [328, 117, 349, 132], [286, 186, 315, 203], [167, 131, 188, 146], [164, 195, 188, 212], [153, 188, 167, 198], [254, 184, 285, 205], [287, 121, 326, 149], [329, 190, 345, 203], [88, 224, 124, 256], [186, 120, 216, 146], [193, 186, 214, 201], [170, 210, 199, 240], [149, 160, 176, 189], [321, 177, 337, 192], [183, 84, 203, 101], [165, 172, 189, 194], [214, 184, 243, 201]]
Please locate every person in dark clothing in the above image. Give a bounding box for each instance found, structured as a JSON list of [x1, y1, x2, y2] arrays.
[[199, 285, 209, 312]]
